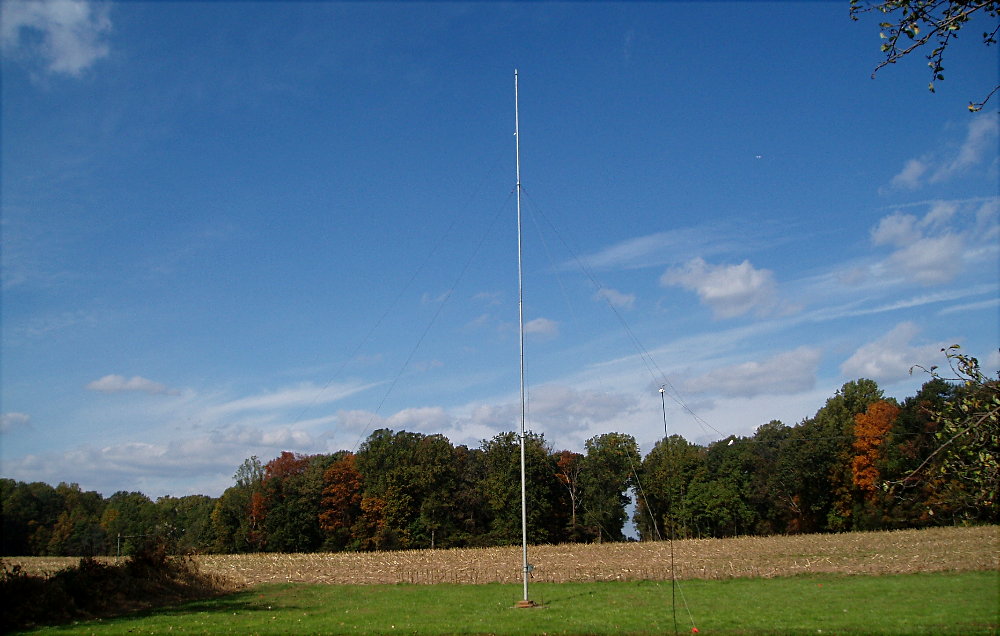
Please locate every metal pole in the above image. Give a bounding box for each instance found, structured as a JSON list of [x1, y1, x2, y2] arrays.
[[514, 68, 533, 608]]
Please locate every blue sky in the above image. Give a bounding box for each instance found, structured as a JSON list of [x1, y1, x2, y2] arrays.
[[2, 1, 997, 499]]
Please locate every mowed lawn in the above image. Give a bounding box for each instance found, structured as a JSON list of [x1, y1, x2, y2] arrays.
[[19, 571, 998, 635]]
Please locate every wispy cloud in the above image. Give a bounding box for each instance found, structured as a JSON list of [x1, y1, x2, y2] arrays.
[[1, 412, 32, 433], [593, 287, 636, 310], [869, 198, 997, 286], [206, 381, 378, 418], [815, 284, 999, 322], [890, 158, 928, 190], [575, 227, 743, 272], [472, 291, 503, 306], [1, 434, 278, 498], [661, 257, 779, 319], [840, 322, 948, 385], [7, 309, 100, 340], [938, 296, 1000, 315], [86, 374, 179, 396], [931, 116, 999, 183], [622, 28, 635, 63], [524, 317, 559, 338], [886, 115, 999, 191], [1, 0, 112, 77], [682, 347, 822, 398]]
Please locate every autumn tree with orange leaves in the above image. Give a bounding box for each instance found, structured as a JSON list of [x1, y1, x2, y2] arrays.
[[852, 400, 901, 499], [318, 453, 363, 550]]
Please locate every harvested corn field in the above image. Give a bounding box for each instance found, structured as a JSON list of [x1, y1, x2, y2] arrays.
[[7, 525, 996, 587]]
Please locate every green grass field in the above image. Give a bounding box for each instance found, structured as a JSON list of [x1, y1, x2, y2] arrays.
[[19, 570, 998, 635]]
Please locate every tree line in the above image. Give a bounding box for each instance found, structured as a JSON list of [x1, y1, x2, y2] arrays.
[[3, 364, 997, 557]]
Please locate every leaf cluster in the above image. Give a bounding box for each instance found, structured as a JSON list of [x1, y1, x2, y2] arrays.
[[850, 0, 1000, 110], [905, 345, 1000, 517]]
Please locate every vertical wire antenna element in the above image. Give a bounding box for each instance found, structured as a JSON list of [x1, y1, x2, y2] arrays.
[[661, 387, 677, 635], [660, 386, 668, 440], [514, 68, 531, 606]]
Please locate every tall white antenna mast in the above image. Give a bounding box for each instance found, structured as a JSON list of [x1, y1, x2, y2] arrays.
[[514, 69, 535, 609]]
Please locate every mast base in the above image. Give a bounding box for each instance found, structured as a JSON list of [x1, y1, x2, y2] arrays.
[[515, 600, 538, 609]]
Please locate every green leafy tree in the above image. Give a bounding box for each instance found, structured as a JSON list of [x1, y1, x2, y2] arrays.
[[155, 494, 217, 553], [579, 433, 639, 542], [47, 483, 107, 556], [795, 379, 884, 532], [410, 434, 462, 549], [687, 437, 757, 538], [850, 0, 1000, 110], [907, 345, 999, 522], [258, 452, 337, 553], [259, 451, 311, 552], [449, 444, 490, 546], [101, 491, 157, 556], [210, 456, 265, 553], [354, 429, 458, 550], [685, 475, 753, 538], [1, 480, 63, 555], [479, 431, 562, 545], [633, 435, 704, 540], [746, 420, 795, 534], [881, 378, 952, 525]]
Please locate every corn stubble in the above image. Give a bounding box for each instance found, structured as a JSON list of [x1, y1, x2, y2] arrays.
[[194, 525, 996, 587], [9, 526, 995, 588]]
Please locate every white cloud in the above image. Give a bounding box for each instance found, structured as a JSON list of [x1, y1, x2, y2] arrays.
[[938, 296, 1000, 315], [464, 312, 495, 331], [986, 350, 1000, 373], [207, 381, 377, 417], [886, 234, 964, 285], [525, 384, 637, 433], [866, 200, 996, 286], [1, 0, 112, 76], [388, 406, 451, 431], [973, 198, 1000, 240], [472, 291, 503, 306], [421, 290, 451, 305], [1, 412, 32, 433], [86, 374, 178, 396], [890, 158, 928, 190], [330, 409, 384, 439], [329, 386, 639, 453], [1, 437, 245, 498], [661, 257, 777, 319], [524, 317, 559, 338], [871, 212, 920, 246], [580, 231, 685, 270], [9, 310, 100, 340], [593, 287, 636, 310], [886, 115, 999, 190], [574, 224, 752, 272], [840, 322, 948, 385], [922, 201, 958, 229], [931, 115, 999, 183], [681, 347, 822, 398]]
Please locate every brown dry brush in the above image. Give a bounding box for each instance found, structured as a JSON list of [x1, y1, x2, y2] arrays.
[[0, 540, 235, 633]]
